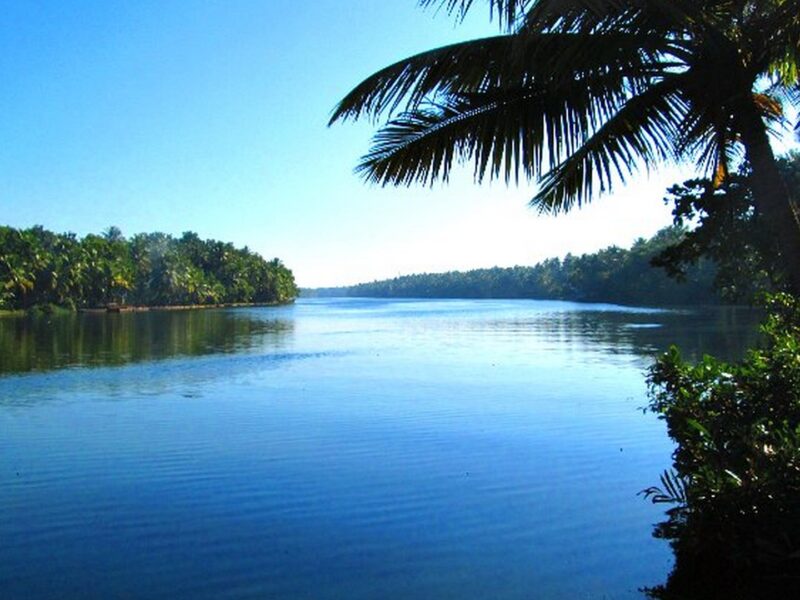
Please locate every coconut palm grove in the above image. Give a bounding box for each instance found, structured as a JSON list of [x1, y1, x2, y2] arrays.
[[0, 226, 298, 310]]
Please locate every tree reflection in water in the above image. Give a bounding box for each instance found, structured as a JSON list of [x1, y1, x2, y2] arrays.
[[0, 308, 293, 375]]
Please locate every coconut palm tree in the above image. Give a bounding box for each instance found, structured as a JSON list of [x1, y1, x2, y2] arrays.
[[331, 0, 800, 289]]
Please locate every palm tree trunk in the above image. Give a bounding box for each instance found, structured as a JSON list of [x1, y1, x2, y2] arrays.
[[738, 104, 800, 294]]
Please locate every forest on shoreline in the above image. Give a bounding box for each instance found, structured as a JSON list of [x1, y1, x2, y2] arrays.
[[0, 225, 298, 311], [306, 226, 727, 306]]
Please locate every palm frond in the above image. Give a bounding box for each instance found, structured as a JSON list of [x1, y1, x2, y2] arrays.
[[356, 92, 546, 187], [334, 0, 800, 228], [330, 30, 675, 125], [355, 73, 626, 187], [356, 59, 680, 200], [796, 108, 800, 139], [522, 0, 700, 34], [790, 86, 800, 138], [533, 78, 685, 212], [673, 95, 738, 188], [747, 0, 800, 80], [418, 0, 532, 30], [753, 92, 786, 125], [419, 0, 702, 33], [356, 99, 469, 186], [640, 469, 688, 505], [330, 34, 515, 125], [667, 57, 792, 189]]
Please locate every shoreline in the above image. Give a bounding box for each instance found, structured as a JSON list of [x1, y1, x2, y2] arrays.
[[81, 301, 294, 313], [1, 300, 294, 317]]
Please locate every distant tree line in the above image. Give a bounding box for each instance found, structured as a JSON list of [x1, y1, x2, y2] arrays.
[[308, 226, 724, 306], [311, 154, 800, 307], [0, 225, 298, 310]]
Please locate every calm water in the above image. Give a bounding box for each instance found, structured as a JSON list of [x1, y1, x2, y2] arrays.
[[0, 298, 761, 599]]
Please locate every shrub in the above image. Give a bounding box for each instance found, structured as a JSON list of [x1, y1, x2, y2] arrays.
[[644, 293, 800, 597]]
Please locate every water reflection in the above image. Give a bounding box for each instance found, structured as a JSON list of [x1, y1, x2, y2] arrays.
[[0, 299, 769, 597], [464, 305, 761, 363], [644, 549, 800, 599], [0, 309, 294, 375]]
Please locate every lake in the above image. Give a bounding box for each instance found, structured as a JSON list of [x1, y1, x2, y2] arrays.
[[0, 298, 761, 599]]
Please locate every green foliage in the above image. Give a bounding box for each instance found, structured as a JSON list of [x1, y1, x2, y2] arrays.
[[653, 153, 800, 301], [310, 226, 719, 305], [644, 293, 800, 596], [0, 225, 297, 310]]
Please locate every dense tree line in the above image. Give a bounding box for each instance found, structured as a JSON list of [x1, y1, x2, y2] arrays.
[[0, 226, 297, 310], [310, 226, 720, 306], [313, 154, 800, 308]]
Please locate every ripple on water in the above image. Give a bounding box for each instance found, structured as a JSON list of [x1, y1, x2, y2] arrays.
[[0, 300, 761, 599]]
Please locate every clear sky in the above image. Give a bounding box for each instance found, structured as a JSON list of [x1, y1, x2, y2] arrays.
[[0, 1, 794, 287]]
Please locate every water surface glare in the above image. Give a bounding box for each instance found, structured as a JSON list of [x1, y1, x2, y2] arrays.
[[0, 298, 761, 598]]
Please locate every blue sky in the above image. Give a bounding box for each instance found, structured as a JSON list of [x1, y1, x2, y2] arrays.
[[0, 1, 793, 287]]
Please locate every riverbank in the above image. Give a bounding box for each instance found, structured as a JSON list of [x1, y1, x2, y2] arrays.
[[79, 301, 294, 313], [0, 300, 295, 317], [78, 299, 294, 313], [0, 226, 299, 313]]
